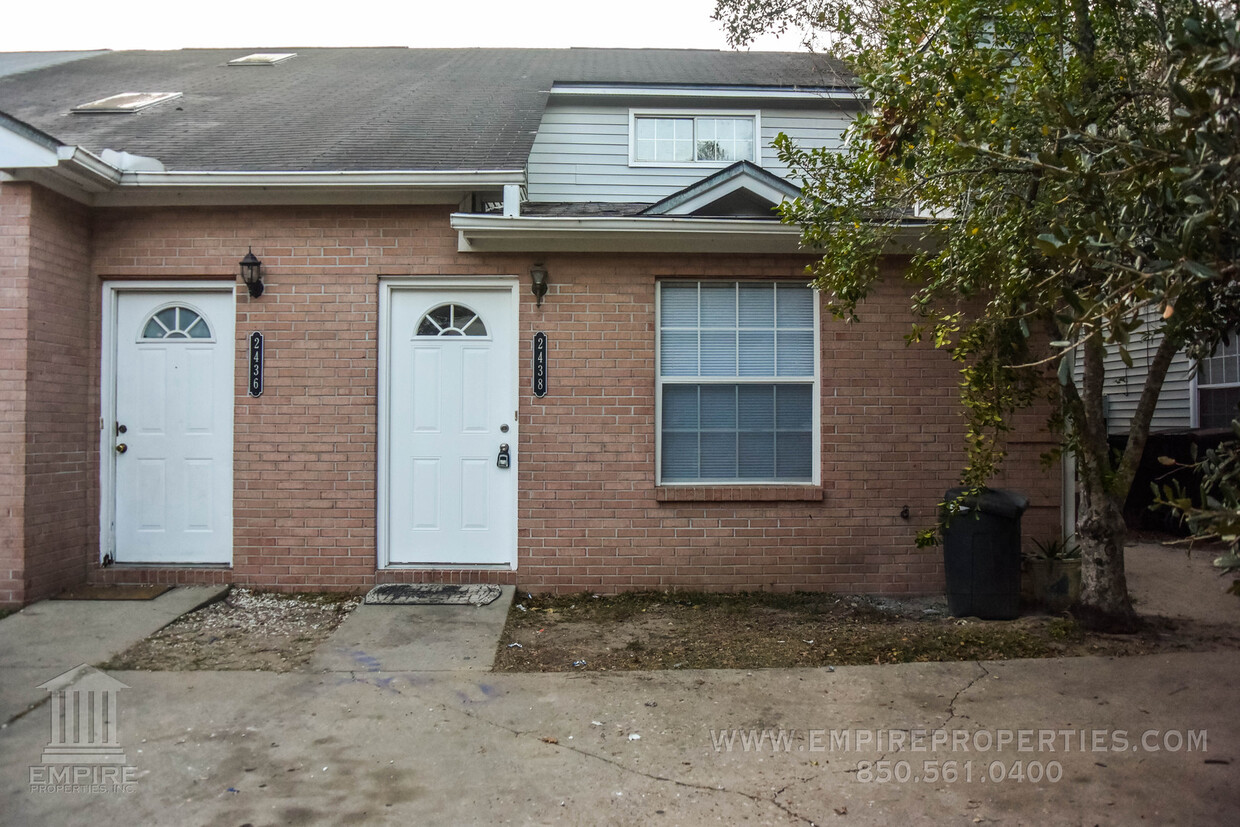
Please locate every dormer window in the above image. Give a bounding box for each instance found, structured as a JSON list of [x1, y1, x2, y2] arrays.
[[631, 111, 758, 166]]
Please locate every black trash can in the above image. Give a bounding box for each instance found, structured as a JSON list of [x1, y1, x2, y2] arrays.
[[941, 487, 1029, 620]]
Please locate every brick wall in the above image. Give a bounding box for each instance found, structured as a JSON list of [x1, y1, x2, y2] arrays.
[[80, 203, 1060, 596], [519, 255, 1060, 594], [21, 187, 95, 602], [0, 183, 32, 607], [0, 183, 96, 608]]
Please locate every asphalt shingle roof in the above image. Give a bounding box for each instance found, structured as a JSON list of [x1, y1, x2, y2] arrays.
[[0, 48, 852, 172]]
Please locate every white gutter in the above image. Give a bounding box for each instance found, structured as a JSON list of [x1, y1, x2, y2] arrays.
[[549, 83, 860, 102], [451, 213, 936, 255], [56, 146, 123, 189], [451, 213, 807, 254], [118, 169, 525, 188]]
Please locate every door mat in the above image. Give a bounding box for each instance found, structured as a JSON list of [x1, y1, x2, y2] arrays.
[[364, 584, 503, 606], [53, 584, 174, 601]]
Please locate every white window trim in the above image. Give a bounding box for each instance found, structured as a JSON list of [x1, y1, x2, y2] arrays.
[[1193, 334, 1240, 428], [629, 109, 763, 169], [654, 280, 821, 486]]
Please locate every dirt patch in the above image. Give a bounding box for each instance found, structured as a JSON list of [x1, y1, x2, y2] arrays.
[[101, 588, 360, 672], [493, 590, 1240, 673]]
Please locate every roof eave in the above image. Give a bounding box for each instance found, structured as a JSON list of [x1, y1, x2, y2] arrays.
[[451, 213, 807, 254], [0, 116, 527, 203], [450, 213, 936, 255]]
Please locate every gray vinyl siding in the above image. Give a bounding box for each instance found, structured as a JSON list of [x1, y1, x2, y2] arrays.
[[526, 102, 849, 203], [1071, 321, 1196, 435], [1100, 343, 1194, 435]]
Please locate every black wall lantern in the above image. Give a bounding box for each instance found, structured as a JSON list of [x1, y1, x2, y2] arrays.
[[240, 248, 264, 298], [530, 264, 549, 307]]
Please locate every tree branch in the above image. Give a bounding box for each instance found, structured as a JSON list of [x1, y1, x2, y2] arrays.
[[1114, 330, 1183, 498]]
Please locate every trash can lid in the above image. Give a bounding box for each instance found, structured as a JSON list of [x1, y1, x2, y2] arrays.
[[944, 487, 1030, 520]]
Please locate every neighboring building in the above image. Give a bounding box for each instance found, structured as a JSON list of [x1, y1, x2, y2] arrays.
[[0, 48, 1061, 607], [1083, 320, 1238, 437]]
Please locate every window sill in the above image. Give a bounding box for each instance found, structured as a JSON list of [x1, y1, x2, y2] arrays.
[[655, 485, 824, 503]]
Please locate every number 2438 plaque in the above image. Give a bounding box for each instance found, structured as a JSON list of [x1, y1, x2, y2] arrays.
[[532, 332, 547, 398]]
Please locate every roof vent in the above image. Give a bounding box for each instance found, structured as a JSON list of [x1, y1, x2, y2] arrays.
[[227, 53, 297, 66], [71, 92, 182, 113]]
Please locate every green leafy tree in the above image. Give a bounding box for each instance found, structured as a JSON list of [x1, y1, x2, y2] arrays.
[[716, 0, 1240, 628], [1154, 420, 1240, 594]]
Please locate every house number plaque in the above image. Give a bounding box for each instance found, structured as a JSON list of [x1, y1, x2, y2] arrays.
[[248, 332, 264, 397], [532, 332, 548, 397]]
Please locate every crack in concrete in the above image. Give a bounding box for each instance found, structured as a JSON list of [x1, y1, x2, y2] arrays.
[[350, 672, 821, 825], [859, 662, 992, 767], [942, 661, 991, 730], [2, 696, 49, 729]]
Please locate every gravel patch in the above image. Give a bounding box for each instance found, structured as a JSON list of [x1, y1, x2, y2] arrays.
[[102, 588, 360, 672]]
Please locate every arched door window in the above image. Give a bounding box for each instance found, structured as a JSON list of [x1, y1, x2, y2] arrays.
[[141, 306, 212, 340], [416, 303, 487, 337]]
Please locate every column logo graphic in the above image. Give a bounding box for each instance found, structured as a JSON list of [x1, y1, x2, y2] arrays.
[[38, 665, 129, 765]]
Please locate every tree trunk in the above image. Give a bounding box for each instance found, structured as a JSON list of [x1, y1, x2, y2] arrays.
[[1066, 331, 1143, 631], [1075, 485, 1138, 630]]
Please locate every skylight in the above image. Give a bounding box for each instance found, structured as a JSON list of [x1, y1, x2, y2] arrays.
[[227, 53, 297, 66], [71, 92, 182, 113]]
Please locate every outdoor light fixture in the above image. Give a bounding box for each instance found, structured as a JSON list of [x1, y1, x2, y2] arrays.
[[239, 248, 264, 298], [530, 264, 549, 307]]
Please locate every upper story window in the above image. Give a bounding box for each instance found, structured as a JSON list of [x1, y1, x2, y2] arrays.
[[631, 111, 758, 166], [1198, 334, 1240, 429]]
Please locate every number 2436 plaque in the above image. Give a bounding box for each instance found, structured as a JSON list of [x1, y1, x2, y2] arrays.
[[248, 332, 263, 397]]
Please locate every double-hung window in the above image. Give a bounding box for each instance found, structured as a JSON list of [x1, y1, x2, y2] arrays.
[[657, 282, 818, 484], [1198, 334, 1240, 428], [632, 112, 757, 165]]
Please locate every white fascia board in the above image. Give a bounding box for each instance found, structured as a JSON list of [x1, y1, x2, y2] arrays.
[[117, 169, 525, 188], [0, 125, 60, 169], [91, 169, 527, 206], [451, 213, 937, 255], [550, 83, 860, 102], [451, 214, 806, 254]]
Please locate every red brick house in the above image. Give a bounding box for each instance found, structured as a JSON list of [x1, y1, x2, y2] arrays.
[[0, 48, 1060, 607]]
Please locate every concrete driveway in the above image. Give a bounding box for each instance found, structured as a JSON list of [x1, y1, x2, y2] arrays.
[[0, 545, 1235, 825]]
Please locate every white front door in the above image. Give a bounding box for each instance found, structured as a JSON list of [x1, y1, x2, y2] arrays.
[[110, 290, 234, 564], [385, 286, 517, 566]]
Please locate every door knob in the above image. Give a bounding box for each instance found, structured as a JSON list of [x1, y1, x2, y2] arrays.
[[115, 443, 128, 454], [496, 443, 510, 469]]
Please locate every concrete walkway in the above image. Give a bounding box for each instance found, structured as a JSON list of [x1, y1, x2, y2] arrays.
[[1, 652, 1235, 825], [310, 586, 516, 672], [0, 549, 1235, 825], [0, 586, 228, 726]]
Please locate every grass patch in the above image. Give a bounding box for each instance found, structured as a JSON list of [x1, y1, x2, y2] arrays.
[[494, 590, 1157, 672]]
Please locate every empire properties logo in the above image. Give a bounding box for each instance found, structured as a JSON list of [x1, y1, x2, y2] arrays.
[[28, 665, 137, 793]]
